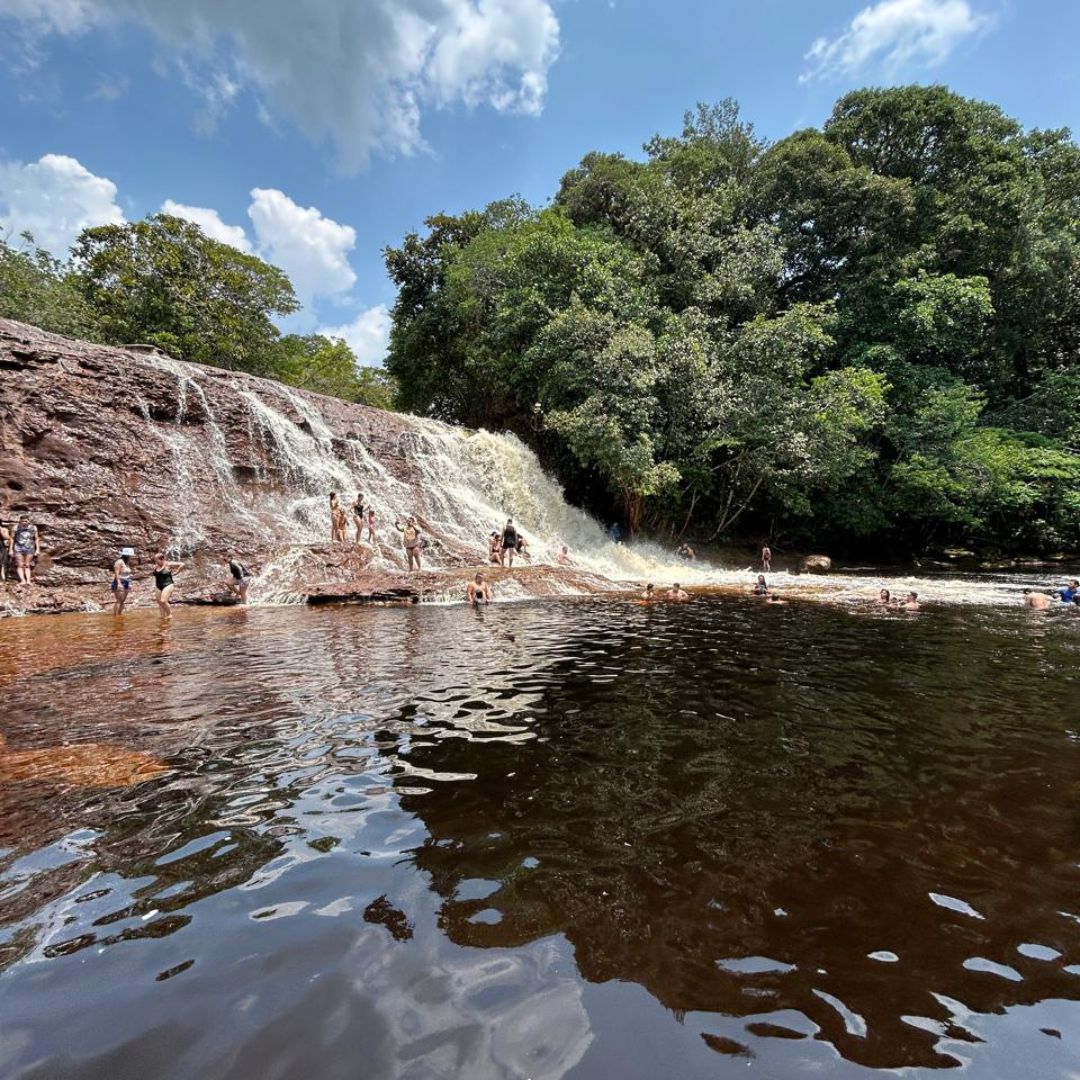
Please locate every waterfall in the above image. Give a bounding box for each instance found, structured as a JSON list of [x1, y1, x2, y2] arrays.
[[121, 348, 1069, 608]]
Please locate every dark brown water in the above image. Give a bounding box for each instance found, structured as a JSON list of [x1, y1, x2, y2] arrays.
[[1, 598, 1078, 1079]]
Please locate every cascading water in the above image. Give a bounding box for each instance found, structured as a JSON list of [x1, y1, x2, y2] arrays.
[[118, 348, 1073, 610]]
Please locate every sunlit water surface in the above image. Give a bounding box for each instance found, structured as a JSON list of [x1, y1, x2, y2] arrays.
[[1, 597, 1079, 1079]]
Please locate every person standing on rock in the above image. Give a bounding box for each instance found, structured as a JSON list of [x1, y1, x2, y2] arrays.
[[395, 516, 423, 571], [365, 507, 378, 546], [761, 543, 772, 572], [467, 572, 492, 607], [500, 519, 518, 568], [0, 522, 9, 582], [111, 548, 135, 615], [352, 494, 366, 543], [9, 515, 40, 585], [227, 556, 251, 604], [330, 493, 347, 543], [153, 553, 184, 617]]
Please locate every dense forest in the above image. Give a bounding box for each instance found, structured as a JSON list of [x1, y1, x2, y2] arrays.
[[0, 214, 398, 410], [386, 86, 1080, 557]]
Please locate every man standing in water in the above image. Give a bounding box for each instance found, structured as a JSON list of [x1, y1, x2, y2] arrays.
[[666, 583, 689, 601], [111, 548, 134, 615], [761, 543, 772, 572], [395, 516, 423, 571], [1023, 589, 1051, 609], [467, 572, 492, 607], [1059, 579, 1079, 604], [500, 519, 518, 568]]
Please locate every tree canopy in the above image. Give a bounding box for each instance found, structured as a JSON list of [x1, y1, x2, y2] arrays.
[[385, 86, 1080, 555], [1, 216, 398, 410]]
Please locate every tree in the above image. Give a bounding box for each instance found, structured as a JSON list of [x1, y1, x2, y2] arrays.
[[0, 231, 98, 339], [72, 214, 298, 374]]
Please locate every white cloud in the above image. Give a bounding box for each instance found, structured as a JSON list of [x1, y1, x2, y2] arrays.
[[319, 304, 392, 366], [801, 0, 993, 83], [0, 0, 561, 170], [247, 188, 357, 305], [0, 153, 124, 256], [160, 199, 251, 251]]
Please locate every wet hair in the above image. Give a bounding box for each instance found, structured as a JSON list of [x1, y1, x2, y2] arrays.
[[645, 583, 654, 591], [673, 583, 681, 590], [880, 589, 890, 601], [908, 591, 918, 600]]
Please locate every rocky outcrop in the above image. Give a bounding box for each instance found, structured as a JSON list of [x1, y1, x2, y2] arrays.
[[800, 554, 832, 573], [0, 319, 614, 615]]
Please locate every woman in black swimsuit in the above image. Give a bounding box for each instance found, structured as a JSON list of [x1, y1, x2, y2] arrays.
[[153, 552, 184, 617]]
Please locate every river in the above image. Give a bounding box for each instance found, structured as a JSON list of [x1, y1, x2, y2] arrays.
[[1, 595, 1078, 1078]]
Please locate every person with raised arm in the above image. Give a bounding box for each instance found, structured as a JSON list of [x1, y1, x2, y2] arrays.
[[153, 552, 184, 618], [395, 515, 423, 571]]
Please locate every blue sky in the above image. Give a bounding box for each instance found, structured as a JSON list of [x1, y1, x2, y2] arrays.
[[1, 0, 1077, 363]]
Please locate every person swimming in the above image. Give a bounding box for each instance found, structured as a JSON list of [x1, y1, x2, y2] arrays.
[[900, 590, 919, 611], [111, 547, 134, 615], [666, 583, 689, 601], [641, 583, 656, 601], [467, 572, 492, 607], [877, 588, 891, 606], [153, 553, 184, 618]]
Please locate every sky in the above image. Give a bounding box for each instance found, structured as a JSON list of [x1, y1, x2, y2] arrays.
[[1, 0, 1077, 364]]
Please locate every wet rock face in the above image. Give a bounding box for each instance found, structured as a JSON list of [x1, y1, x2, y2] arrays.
[[0, 319, 600, 614]]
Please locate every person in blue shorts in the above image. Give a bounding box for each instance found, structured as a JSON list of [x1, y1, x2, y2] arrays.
[[1058, 579, 1079, 604], [111, 547, 135, 615]]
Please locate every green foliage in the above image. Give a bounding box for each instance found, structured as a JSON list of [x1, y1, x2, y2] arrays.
[[72, 214, 298, 375], [386, 84, 1080, 552], [0, 232, 98, 338]]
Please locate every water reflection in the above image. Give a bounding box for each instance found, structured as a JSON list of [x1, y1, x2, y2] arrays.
[[0, 599, 1077, 1078]]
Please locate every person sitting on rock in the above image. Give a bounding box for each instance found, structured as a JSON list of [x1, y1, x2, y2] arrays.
[[395, 516, 423, 571], [556, 544, 571, 565], [488, 532, 502, 565], [227, 556, 252, 604], [500, 519, 518, 568], [676, 543, 695, 561], [467, 572, 492, 607], [9, 515, 39, 585], [515, 534, 531, 560], [752, 574, 769, 596], [111, 548, 134, 615], [666, 583, 689, 601]]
